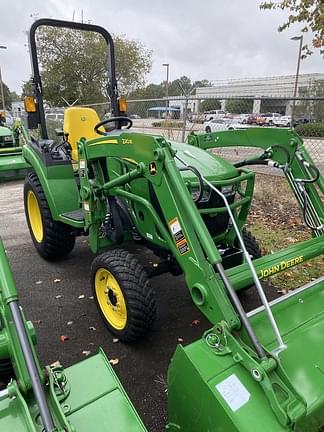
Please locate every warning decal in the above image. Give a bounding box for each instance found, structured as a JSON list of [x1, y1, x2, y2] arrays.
[[169, 217, 190, 255]]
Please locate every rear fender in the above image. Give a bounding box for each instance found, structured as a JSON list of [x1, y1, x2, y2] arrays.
[[23, 144, 80, 220]]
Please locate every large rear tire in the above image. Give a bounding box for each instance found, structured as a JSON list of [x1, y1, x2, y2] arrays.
[[24, 172, 75, 260], [91, 249, 156, 342]]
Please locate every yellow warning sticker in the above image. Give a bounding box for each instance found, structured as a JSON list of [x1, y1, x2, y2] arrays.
[[169, 217, 190, 255]]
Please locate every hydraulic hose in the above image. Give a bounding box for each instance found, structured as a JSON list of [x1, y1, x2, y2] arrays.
[[179, 165, 204, 202]]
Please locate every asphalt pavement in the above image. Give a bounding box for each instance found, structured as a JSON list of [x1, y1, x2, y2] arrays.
[[0, 179, 279, 431]]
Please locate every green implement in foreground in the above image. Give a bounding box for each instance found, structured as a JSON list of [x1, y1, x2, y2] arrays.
[[0, 121, 30, 182], [0, 237, 147, 432], [12, 17, 324, 431]]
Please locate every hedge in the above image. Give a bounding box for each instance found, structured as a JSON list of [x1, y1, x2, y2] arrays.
[[295, 122, 324, 137]]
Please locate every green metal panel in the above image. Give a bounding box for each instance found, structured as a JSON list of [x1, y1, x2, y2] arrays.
[[64, 350, 147, 432], [168, 279, 324, 432], [0, 151, 30, 182], [167, 343, 289, 432], [23, 145, 81, 222]]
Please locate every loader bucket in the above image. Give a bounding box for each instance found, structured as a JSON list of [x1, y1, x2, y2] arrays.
[[167, 277, 324, 432], [0, 148, 30, 182], [0, 349, 147, 432]]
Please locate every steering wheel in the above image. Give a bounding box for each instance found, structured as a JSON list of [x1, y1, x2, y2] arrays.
[[94, 116, 133, 136]]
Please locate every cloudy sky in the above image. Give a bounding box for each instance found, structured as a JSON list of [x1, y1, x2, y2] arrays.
[[1, 0, 323, 93]]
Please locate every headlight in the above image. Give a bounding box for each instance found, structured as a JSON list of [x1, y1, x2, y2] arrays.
[[191, 187, 212, 203], [4, 136, 12, 142], [221, 185, 235, 197]]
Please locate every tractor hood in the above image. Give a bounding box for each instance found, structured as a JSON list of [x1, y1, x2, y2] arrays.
[[170, 140, 239, 181]]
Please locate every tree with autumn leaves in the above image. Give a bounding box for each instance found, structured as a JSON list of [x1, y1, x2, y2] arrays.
[[260, 0, 324, 57]]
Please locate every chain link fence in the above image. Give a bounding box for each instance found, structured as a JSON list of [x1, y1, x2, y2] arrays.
[[44, 96, 324, 173]]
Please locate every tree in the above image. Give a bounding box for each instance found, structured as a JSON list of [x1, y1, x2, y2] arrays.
[[295, 79, 324, 121], [198, 99, 221, 112], [225, 99, 253, 114], [1, 82, 19, 110], [260, 1, 324, 57], [22, 79, 33, 98], [31, 26, 152, 106]]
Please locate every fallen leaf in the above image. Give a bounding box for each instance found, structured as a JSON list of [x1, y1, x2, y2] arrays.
[[60, 335, 69, 342], [88, 296, 94, 300], [112, 338, 119, 343], [33, 320, 42, 325], [35, 280, 42, 285], [50, 360, 61, 368], [177, 338, 184, 343], [54, 278, 61, 283], [67, 321, 73, 326], [78, 294, 85, 299], [190, 319, 200, 326], [89, 326, 96, 331], [109, 358, 119, 365], [55, 295, 62, 299], [82, 350, 91, 356]]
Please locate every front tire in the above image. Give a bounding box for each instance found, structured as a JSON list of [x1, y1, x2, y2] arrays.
[[242, 228, 262, 260], [91, 249, 156, 342], [24, 172, 75, 260]]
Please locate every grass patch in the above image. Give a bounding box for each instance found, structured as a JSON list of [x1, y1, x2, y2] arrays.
[[249, 222, 323, 291], [247, 174, 323, 292]]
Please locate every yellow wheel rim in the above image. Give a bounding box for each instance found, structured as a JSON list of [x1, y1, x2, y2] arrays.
[[95, 268, 127, 330], [27, 190, 44, 243]]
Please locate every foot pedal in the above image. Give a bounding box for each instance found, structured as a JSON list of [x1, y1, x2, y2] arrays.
[[61, 209, 84, 222]]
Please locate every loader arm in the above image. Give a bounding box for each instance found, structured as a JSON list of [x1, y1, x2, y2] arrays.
[[188, 127, 324, 235]]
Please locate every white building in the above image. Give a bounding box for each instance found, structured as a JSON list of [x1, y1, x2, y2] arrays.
[[194, 73, 324, 114]]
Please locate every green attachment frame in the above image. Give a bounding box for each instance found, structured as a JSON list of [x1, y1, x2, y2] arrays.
[[0, 236, 147, 431]]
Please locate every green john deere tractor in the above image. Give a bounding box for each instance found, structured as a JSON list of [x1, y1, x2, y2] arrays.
[[16, 17, 324, 431], [0, 118, 30, 182]]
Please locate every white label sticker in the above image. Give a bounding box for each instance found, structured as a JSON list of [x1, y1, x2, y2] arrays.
[[79, 160, 85, 169], [84, 201, 89, 211], [216, 374, 250, 412], [146, 233, 153, 240], [170, 219, 181, 235]]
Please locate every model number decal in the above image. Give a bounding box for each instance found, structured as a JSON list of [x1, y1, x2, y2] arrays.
[[259, 255, 304, 279], [122, 138, 133, 144]]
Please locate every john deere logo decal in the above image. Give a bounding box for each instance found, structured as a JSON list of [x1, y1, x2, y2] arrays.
[[149, 162, 157, 175]]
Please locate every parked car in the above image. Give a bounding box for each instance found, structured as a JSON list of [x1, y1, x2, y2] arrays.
[[45, 113, 64, 122], [188, 112, 205, 123], [247, 114, 258, 125], [204, 118, 247, 133], [204, 110, 226, 121], [294, 116, 313, 126], [129, 114, 141, 119], [273, 115, 291, 127], [255, 112, 281, 126]]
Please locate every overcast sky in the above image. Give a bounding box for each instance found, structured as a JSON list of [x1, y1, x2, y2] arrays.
[[1, 0, 323, 93]]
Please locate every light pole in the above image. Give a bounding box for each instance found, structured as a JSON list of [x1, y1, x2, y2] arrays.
[[0, 45, 7, 112], [290, 35, 303, 127], [162, 63, 169, 116]]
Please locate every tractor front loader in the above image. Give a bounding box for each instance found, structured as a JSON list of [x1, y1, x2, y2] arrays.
[[19, 18, 324, 431], [0, 236, 147, 432], [0, 118, 30, 182]]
